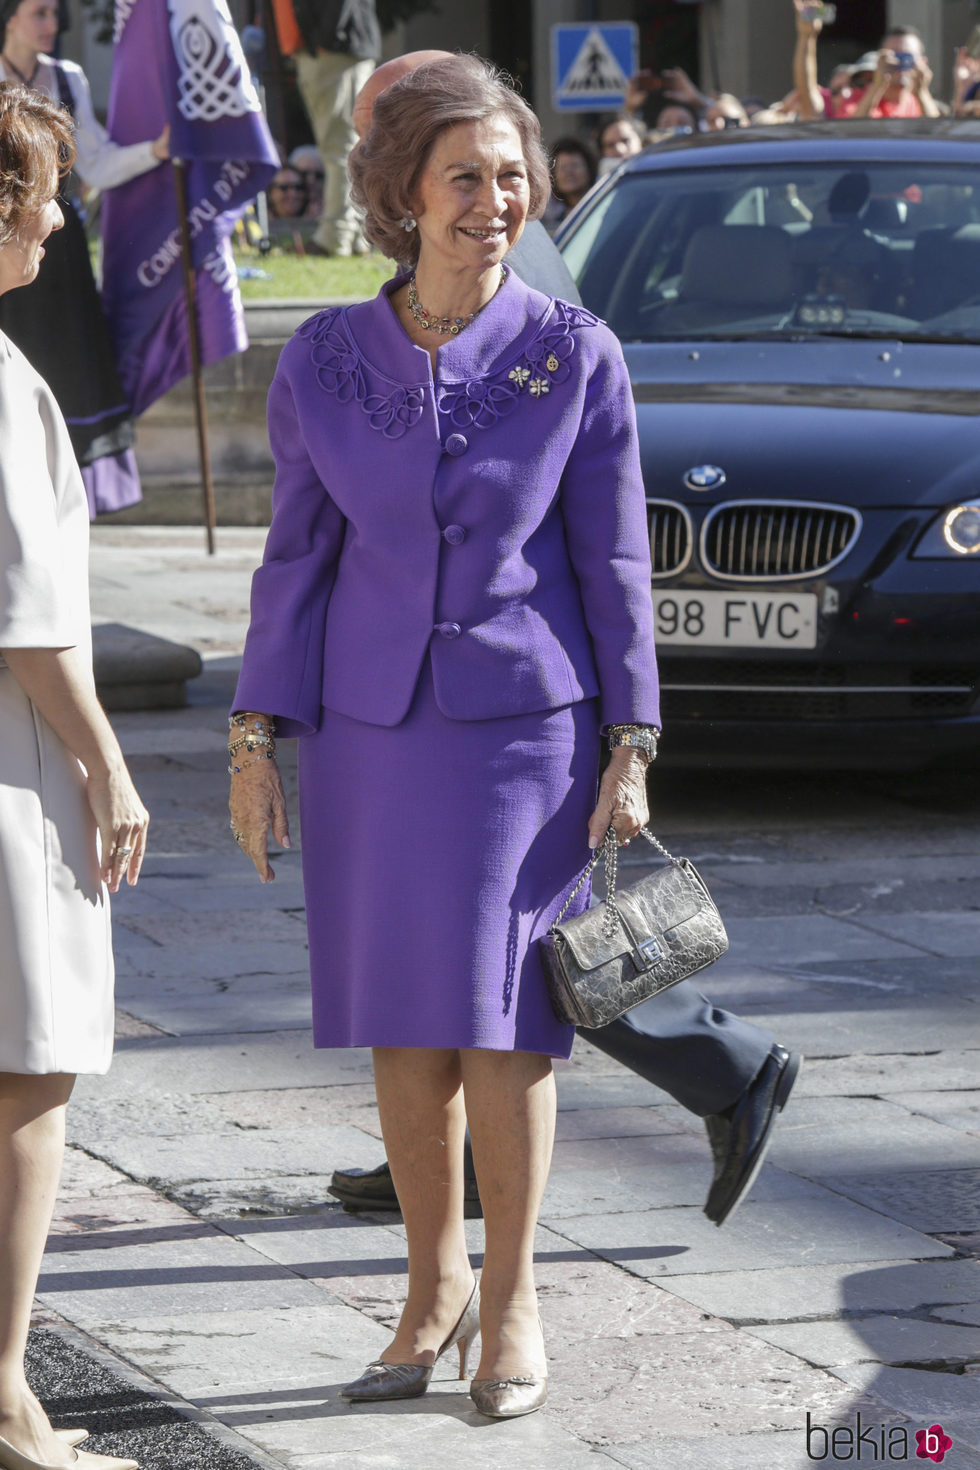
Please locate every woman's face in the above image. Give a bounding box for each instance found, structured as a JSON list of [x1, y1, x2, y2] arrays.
[[411, 115, 529, 276], [3, 0, 60, 58], [600, 121, 640, 159], [0, 169, 63, 297], [553, 149, 590, 201], [268, 168, 306, 218]]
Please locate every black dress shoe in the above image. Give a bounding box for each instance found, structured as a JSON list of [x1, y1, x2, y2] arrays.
[[703, 1044, 802, 1227], [328, 1156, 483, 1218]]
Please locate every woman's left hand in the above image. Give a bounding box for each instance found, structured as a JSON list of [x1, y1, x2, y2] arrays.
[[152, 124, 171, 161], [588, 747, 649, 849]]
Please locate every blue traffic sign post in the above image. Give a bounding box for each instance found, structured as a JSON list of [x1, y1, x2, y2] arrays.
[[552, 22, 639, 112]]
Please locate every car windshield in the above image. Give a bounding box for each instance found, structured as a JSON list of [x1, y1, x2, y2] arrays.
[[558, 160, 980, 343]]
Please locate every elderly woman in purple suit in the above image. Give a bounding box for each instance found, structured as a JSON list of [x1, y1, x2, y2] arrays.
[[230, 54, 659, 1420]]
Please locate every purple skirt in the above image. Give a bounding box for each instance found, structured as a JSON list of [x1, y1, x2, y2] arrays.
[[297, 658, 598, 1058]]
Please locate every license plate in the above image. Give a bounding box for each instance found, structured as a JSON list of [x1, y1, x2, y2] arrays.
[[652, 591, 818, 649]]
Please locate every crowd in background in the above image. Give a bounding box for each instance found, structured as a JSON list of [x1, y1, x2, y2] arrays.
[[540, 1, 980, 233]]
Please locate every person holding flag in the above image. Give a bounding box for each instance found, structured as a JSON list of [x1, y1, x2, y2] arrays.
[[100, 0, 278, 433], [0, 0, 170, 517]]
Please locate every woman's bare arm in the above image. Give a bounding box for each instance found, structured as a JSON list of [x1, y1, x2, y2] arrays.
[[1, 645, 148, 890]]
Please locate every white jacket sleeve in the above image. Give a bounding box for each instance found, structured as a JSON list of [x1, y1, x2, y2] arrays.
[[60, 61, 160, 192]]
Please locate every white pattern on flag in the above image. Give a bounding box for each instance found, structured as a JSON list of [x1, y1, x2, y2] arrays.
[[558, 28, 629, 98], [113, 0, 139, 44], [167, 0, 262, 121]]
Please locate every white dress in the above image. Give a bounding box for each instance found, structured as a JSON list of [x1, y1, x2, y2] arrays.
[[0, 331, 114, 1074]]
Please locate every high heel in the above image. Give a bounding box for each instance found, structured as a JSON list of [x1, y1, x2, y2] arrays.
[[469, 1375, 548, 1419], [341, 1281, 480, 1402], [469, 1312, 548, 1419], [53, 1438, 87, 1451], [0, 1437, 137, 1470]]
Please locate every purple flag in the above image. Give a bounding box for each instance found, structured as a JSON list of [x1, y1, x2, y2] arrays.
[[102, 0, 278, 415]]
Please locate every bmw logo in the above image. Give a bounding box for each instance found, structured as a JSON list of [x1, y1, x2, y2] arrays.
[[684, 465, 726, 491]]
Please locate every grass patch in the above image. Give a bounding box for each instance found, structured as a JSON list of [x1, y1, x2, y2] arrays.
[[234, 247, 393, 302]]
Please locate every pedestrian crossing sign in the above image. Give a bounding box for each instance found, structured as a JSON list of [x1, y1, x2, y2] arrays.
[[552, 22, 639, 112]]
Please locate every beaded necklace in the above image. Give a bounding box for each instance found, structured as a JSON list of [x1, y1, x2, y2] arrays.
[[407, 267, 503, 337]]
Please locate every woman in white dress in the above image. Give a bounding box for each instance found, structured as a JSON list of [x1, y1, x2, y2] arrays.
[[0, 82, 148, 1470]]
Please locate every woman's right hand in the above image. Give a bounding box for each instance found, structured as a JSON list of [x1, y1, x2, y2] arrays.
[[229, 759, 291, 883], [86, 761, 150, 892]]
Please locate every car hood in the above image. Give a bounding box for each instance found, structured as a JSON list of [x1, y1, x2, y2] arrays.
[[624, 339, 980, 511]]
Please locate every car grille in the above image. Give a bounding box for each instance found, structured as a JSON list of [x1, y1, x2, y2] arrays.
[[660, 660, 979, 722], [647, 500, 692, 577], [701, 502, 861, 580]]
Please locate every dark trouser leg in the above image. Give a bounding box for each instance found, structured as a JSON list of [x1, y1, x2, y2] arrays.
[[581, 979, 774, 1118]]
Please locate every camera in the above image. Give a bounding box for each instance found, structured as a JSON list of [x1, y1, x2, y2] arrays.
[[892, 50, 916, 71], [800, 2, 836, 24]]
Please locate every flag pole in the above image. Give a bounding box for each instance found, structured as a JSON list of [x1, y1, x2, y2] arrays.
[[173, 156, 217, 556]]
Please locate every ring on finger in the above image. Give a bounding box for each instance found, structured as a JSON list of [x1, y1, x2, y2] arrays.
[[111, 845, 133, 859]]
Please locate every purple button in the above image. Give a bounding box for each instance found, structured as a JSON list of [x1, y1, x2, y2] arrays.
[[445, 433, 468, 457], [443, 524, 466, 545], [436, 621, 462, 640]]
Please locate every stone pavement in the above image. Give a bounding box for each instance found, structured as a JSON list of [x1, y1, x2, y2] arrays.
[[33, 525, 980, 1469]]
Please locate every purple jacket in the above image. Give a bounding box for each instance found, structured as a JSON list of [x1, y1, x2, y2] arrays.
[[234, 269, 659, 736]]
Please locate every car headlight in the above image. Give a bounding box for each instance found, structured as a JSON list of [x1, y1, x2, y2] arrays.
[[913, 499, 980, 557]]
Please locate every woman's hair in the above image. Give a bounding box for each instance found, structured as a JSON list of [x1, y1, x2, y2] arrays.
[[0, 81, 73, 248], [549, 135, 598, 203], [349, 54, 550, 266]]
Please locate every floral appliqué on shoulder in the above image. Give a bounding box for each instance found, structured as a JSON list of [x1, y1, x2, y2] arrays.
[[297, 299, 598, 438], [438, 300, 598, 430], [297, 308, 426, 440]]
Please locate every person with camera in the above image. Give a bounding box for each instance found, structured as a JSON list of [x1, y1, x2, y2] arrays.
[[854, 25, 940, 120]]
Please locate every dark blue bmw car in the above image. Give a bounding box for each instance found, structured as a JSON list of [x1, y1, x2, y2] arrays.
[[556, 121, 980, 767]]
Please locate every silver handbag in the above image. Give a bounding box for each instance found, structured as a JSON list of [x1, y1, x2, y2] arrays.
[[540, 828, 729, 1029]]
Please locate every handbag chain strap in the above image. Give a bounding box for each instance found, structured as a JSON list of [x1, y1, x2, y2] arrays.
[[551, 827, 681, 939]]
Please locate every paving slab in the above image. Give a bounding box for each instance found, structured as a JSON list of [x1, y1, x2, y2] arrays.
[[74, 1124, 378, 1198], [549, 1132, 705, 1171], [222, 1216, 409, 1280], [724, 1000, 976, 1058], [747, 1315, 980, 1367], [89, 1303, 388, 1401], [657, 1259, 980, 1324], [540, 1161, 821, 1219], [26, 1326, 277, 1470], [934, 1304, 980, 1326], [847, 911, 980, 958], [829, 1361, 980, 1427], [603, 1426, 912, 1470], [116, 908, 306, 947], [553, 1105, 700, 1141], [723, 913, 923, 964], [797, 1051, 980, 1098], [544, 1326, 892, 1447], [766, 1117, 980, 1178], [67, 1087, 240, 1146], [885, 1089, 980, 1134], [546, 1196, 952, 1279], [220, 1386, 611, 1466], [51, 1148, 205, 1241], [206, 1083, 385, 1136], [800, 955, 980, 999], [73, 1032, 374, 1098], [37, 1232, 331, 1323], [819, 1168, 980, 1232], [114, 971, 314, 1034], [552, 1068, 683, 1112]]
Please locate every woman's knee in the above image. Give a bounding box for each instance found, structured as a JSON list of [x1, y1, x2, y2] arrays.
[[0, 1072, 75, 1120]]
